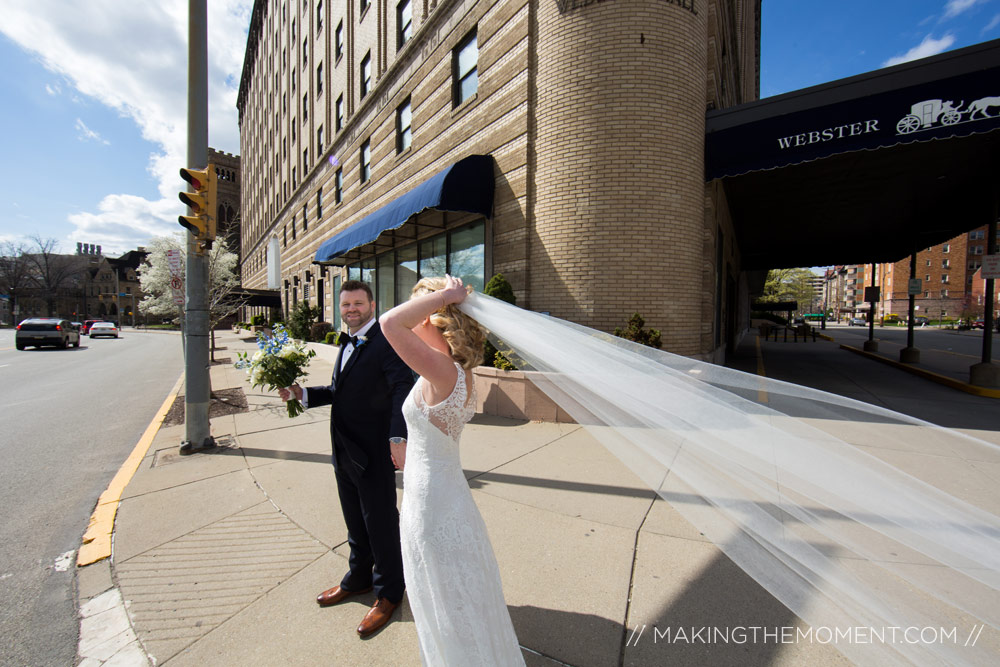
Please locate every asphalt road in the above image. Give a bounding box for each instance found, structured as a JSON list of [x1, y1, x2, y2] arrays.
[[0, 328, 183, 667]]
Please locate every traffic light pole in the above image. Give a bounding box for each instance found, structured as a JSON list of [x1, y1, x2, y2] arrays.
[[180, 0, 214, 454]]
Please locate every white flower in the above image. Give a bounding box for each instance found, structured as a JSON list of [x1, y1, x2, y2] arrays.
[[252, 350, 264, 363], [250, 366, 263, 385], [278, 345, 298, 359]]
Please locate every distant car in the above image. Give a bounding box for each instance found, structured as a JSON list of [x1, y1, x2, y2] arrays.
[[71, 321, 83, 331], [849, 317, 866, 326], [89, 322, 120, 338], [972, 319, 985, 329], [15, 318, 81, 350], [81, 319, 101, 335], [911, 316, 929, 326]]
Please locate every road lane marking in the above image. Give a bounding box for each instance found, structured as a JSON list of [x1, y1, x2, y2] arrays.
[[77, 372, 185, 567]]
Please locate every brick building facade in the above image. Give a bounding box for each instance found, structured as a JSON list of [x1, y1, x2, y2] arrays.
[[237, 0, 760, 359]]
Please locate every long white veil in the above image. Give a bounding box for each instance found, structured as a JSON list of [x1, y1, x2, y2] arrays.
[[459, 291, 1000, 665]]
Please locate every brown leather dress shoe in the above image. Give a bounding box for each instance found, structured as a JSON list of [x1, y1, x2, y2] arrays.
[[356, 597, 399, 637], [316, 585, 373, 607]]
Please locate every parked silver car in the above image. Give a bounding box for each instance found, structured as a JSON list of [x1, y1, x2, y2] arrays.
[[15, 318, 81, 350]]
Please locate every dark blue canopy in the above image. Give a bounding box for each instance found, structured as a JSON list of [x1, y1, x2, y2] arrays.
[[313, 154, 494, 264]]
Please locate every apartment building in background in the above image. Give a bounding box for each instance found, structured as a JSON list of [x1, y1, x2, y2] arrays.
[[236, 0, 760, 360]]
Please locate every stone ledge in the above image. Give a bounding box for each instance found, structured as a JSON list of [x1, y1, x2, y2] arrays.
[[473, 366, 575, 423]]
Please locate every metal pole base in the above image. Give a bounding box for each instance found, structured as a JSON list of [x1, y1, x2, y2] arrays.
[[969, 362, 1000, 389], [179, 436, 217, 456], [863, 340, 879, 353], [899, 347, 920, 364]]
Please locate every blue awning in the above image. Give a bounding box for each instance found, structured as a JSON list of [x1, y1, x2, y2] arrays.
[[314, 154, 494, 264]]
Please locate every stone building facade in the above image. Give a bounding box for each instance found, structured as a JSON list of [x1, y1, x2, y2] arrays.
[[237, 0, 760, 359], [209, 147, 243, 258]]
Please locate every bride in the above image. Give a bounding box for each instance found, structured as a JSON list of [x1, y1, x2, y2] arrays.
[[380, 274, 525, 666]]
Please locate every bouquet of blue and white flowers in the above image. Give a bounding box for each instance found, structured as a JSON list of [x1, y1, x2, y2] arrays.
[[235, 324, 316, 417]]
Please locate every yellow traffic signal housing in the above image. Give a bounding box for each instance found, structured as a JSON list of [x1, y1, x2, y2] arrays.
[[178, 165, 218, 242]]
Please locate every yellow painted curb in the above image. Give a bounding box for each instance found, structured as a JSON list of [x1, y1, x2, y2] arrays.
[[839, 345, 1000, 399], [78, 374, 185, 567]]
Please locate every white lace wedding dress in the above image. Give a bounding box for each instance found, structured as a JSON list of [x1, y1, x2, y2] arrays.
[[400, 361, 524, 666]]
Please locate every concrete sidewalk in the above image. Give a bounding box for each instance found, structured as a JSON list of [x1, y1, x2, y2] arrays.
[[75, 329, 1000, 666]]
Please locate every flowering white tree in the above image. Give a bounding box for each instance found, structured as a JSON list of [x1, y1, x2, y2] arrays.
[[138, 234, 245, 333]]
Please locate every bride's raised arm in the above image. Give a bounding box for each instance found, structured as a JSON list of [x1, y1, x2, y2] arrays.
[[380, 275, 470, 404]]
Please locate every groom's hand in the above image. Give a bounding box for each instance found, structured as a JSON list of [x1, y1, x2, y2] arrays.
[[390, 438, 406, 470], [278, 384, 303, 402]]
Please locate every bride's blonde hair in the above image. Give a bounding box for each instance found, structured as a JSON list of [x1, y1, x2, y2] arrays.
[[411, 277, 485, 370]]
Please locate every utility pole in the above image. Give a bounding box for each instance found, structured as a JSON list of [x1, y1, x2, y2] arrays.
[[179, 0, 214, 454]]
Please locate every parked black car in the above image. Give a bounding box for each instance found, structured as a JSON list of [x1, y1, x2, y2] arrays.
[[15, 318, 81, 350]]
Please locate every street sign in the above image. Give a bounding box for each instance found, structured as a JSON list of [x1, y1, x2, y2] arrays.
[[983, 254, 1000, 280], [907, 278, 922, 295], [166, 249, 183, 278]]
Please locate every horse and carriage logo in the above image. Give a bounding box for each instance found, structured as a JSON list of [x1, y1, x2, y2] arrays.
[[896, 95, 1000, 134]]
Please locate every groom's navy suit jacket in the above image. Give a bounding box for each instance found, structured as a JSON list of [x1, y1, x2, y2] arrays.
[[305, 321, 414, 476]]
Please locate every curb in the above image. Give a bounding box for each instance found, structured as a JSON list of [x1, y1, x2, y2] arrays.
[[839, 344, 1000, 399], [77, 373, 185, 566]]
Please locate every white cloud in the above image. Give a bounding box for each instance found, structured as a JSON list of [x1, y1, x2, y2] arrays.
[[943, 0, 988, 20], [984, 13, 1000, 32], [0, 0, 251, 253], [74, 118, 110, 145], [45, 83, 60, 96], [882, 33, 956, 66]]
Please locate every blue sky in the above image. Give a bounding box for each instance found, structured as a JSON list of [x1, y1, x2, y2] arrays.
[[0, 0, 997, 256]]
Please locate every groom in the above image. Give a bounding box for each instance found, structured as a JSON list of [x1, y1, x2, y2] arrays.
[[280, 280, 414, 637]]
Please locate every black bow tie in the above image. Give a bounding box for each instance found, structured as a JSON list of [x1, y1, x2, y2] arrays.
[[340, 333, 358, 347]]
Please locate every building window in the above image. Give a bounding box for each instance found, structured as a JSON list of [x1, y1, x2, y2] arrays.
[[360, 139, 371, 184], [291, 68, 296, 92], [970, 229, 985, 240], [941, 259, 949, 268], [303, 148, 308, 169], [335, 21, 343, 60], [453, 28, 478, 106], [316, 62, 323, 95], [360, 0, 370, 14], [972, 245, 984, 255], [317, 0, 323, 31], [941, 274, 949, 283], [396, 98, 412, 153], [292, 214, 296, 240], [925, 274, 930, 281], [942, 244, 950, 253], [361, 52, 372, 98], [292, 166, 297, 189], [303, 38, 308, 66], [302, 204, 308, 231], [925, 259, 931, 266], [335, 167, 343, 203], [292, 121, 296, 143], [283, 225, 287, 247], [291, 18, 296, 39], [317, 125, 324, 150], [316, 189, 322, 218], [303, 93, 308, 120], [397, 0, 412, 49], [942, 289, 949, 298], [336, 95, 344, 131]]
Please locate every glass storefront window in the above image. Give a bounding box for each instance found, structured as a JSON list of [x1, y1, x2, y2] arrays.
[[360, 258, 375, 286], [449, 220, 485, 293], [377, 252, 395, 316], [420, 236, 447, 278], [332, 275, 341, 330], [397, 245, 418, 304], [344, 217, 486, 314]]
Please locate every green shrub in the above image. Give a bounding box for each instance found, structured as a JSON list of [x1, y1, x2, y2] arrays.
[[324, 330, 340, 345], [493, 351, 516, 371], [483, 273, 517, 368], [310, 321, 333, 342], [614, 313, 662, 349], [287, 302, 320, 341], [251, 314, 265, 326]]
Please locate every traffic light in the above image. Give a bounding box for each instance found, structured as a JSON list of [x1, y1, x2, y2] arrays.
[[178, 165, 217, 246]]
